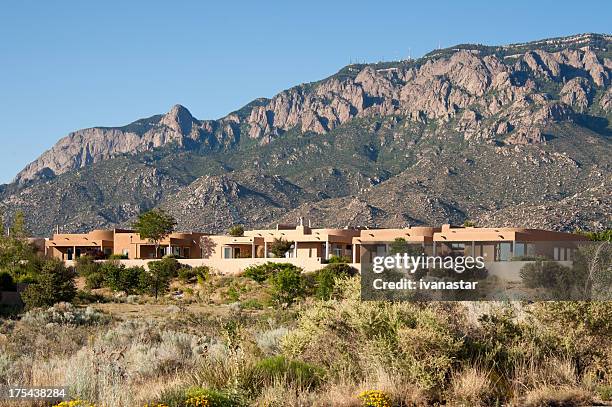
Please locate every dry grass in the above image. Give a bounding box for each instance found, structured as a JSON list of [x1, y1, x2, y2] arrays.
[[448, 367, 495, 407], [521, 386, 593, 407]]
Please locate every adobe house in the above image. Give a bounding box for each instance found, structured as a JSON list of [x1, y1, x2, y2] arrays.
[[204, 218, 361, 261], [352, 224, 589, 264]]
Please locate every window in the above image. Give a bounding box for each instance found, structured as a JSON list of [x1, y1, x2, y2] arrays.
[[514, 243, 525, 257], [497, 243, 512, 261], [223, 247, 232, 259], [183, 248, 190, 258]]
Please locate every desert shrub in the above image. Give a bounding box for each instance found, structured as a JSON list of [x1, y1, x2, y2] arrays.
[[241, 262, 298, 283], [249, 356, 324, 391], [315, 263, 357, 300], [150, 257, 181, 278], [21, 259, 76, 309], [255, 327, 289, 355], [75, 255, 100, 276], [143, 259, 179, 298], [74, 290, 107, 304], [108, 253, 128, 260], [242, 263, 275, 283], [530, 302, 612, 381], [522, 386, 592, 407], [102, 262, 144, 294], [85, 271, 105, 289], [268, 265, 304, 305], [448, 367, 497, 407], [22, 302, 109, 326], [326, 255, 351, 264], [520, 260, 575, 297], [0, 271, 16, 291], [178, 266, 209, 284], [240, 299, 263, 310], [228, 225, 245, 237]]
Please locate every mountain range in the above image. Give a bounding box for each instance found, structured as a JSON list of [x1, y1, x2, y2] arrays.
[[1, 33, 611, 236]]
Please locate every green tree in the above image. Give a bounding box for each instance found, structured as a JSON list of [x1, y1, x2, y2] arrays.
[[269, 238, 293, 258], [21, 259, 76, 309], [388, 238, 421, 256], [141, 260, 175, 299], [11, 210, 28, 238], [132, 209, 176, 258], [315, 263, 357, 300], [0, 209, 5, 237], [228, 224, 245, 237], [269, 264, 304, 305]]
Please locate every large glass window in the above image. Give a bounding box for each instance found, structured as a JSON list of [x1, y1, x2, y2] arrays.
[[514, 243, 525, 257], [497, 243, 512, 261], [223, 247, 232, 259]]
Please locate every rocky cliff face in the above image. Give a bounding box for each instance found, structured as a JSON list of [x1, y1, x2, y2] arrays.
[[3, 33, 611, 235]]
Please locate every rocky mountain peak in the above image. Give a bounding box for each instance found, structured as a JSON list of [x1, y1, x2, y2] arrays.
[[160, 104, 195, 135]]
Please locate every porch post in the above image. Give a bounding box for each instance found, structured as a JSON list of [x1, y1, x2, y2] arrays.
[[325, 241, 330, 260], [252, 242, 256, 258], [294, 242, 298, 258], [352, 244, 357, 264], [433, 242, 436, 256], [264, 242, 268, 258]]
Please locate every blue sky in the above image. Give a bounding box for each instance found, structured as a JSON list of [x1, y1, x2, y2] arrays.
[[0, 0, 610, 184]]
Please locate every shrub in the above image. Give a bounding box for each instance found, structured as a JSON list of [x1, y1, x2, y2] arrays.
[[268, 265, 304, 305], [102, 262, 144, 294], [21, 259, 76, 309], [269, 238, 292, 258], [228, 225, 245, 237], [178, 266, 209, 284], [0, 271, 16, 291], [242, 262, 298, 283], [242, 263, 274, 283], [326, 255, 351, 264], [75, 255, 100, 276], [522, 386, 592, 407], [520, 260, 577, 298], [141, 260, 175, 299], [250, 356, 324, 390], [150, 257, 181, 278], [108, 254, 128, 260], [22, 302, 109, 326], [85, 272, 105, 289], [315, 263, 358, 300]]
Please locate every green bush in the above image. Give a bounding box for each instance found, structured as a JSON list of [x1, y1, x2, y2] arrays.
[[108, 253, 128, 260], [228, 225, 245, 237], [268, 264, 304, 305], [326, 255, 351, 264], [85, 271, 105, 289], [149, 257, 180, 278], [242, 262, 300, 284], [0, 271, 16, 291], [21, 259, 76, 309], [315, 263, 357, 300], [178, 266, 209, 284], [141, 260, 175, 299], [250, 355, 324, 391], [74, 255, 100, 276]]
